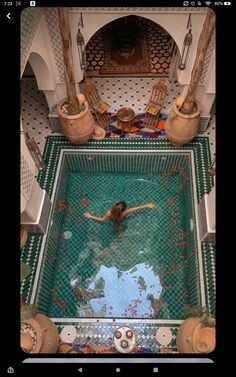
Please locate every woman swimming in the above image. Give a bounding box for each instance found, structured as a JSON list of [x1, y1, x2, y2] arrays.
[[83, 201, 156, 223]]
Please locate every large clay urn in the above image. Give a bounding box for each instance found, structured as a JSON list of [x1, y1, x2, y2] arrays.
[[21, 314, 59, 353], [57, 94, 96, 145], [165, 96, 201, 146], [165, 9, 215, 146], [176, 317, 215, 353]]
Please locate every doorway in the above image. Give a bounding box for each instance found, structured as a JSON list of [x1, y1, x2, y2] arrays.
[[85, 15, 178, 77]]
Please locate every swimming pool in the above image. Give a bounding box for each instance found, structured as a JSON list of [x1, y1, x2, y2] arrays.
[[33, 148, 204, 320], [21, 137, 215, 352]]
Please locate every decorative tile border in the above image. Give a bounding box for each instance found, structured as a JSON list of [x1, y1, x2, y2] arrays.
[[55, 321, 180, 353], [202, 243, 216, 317], [44, 8, 65, 83], [20, 8, 44, 76], [39, 136, 213, 201]]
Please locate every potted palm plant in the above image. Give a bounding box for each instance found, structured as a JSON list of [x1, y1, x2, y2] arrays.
[[165, 9, 215, 145], [57, 8, 96, 144], [176, 305, 215, 353]]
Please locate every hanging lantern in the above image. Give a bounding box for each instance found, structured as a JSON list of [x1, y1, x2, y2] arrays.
[[179, 14, 193, 70], [76, 26, 86, 70], [24, 132, 47, 171], [179, 29, 193, 70]]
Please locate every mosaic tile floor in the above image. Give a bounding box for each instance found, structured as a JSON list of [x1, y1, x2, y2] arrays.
[[20, 77, 215, 162], [21, 137, 215, 354], [81, 77, 181, 115]]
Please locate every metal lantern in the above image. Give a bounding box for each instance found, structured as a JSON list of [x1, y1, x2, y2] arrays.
[[25, 132, 47, 171], [76, 26, 86, 70], [179, 14, 193, 71], [179, 28, 193, 70]]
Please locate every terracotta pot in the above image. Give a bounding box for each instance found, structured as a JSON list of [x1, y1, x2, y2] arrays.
[[21, 314, 59, 353], [57, 94, 96, 145], [192, 323, 216, 353], [176, 317, 215, 353], [165, 96, 201, 146]]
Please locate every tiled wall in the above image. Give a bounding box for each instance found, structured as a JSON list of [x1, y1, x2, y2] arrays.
[[202, 243, 216, 316], [21, 234, 43, 303], [199, 30, 215, 85], [36, 158, 70, 313], [21, 8, 44, 75], [44, 8, 64, 83], [66, 151, 187, 173], [180, 161, 200, 308], [36, 151, 201, 317]]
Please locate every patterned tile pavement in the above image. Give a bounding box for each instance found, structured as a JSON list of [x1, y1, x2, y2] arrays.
[[202, 243, 216, 317], [20, 77, 215, 162], [81, 77, 180, 115], [56, 321, 179, 354]]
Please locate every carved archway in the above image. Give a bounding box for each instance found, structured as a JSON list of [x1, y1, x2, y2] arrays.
[[84, 15, 180, 78], [28, 52, 55, 91]]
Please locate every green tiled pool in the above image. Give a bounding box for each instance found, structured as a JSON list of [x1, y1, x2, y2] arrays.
[[34, 148, 202, 320], [21, 137, 215, 353]]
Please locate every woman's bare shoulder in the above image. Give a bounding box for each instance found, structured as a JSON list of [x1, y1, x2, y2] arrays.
[[104, 209, 112, 218]]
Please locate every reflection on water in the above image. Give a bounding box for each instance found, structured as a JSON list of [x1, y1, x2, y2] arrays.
[[75, 263, 162, 318]]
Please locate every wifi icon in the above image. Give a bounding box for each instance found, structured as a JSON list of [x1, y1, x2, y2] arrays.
[[205, 1, 211, 4]]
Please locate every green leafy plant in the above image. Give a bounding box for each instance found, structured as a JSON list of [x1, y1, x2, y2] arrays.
[[184, 304, 215, 328], [184, 304, 204, 318], [21, 304, 38, 321], [200, 316, 215, 328], [20, 262, 37, 321]]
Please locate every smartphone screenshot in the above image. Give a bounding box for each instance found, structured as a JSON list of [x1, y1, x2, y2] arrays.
[[1, 0, 231, 374]]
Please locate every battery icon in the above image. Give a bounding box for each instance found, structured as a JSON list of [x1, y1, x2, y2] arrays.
[[224, 2, 231, 4]]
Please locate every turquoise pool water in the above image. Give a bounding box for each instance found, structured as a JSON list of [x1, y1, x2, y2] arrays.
[[46, 169, 192, 319]]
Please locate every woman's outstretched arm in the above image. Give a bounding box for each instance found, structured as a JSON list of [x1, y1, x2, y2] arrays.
[[83, 210, 111, 222], [123, 203, 156, 216]]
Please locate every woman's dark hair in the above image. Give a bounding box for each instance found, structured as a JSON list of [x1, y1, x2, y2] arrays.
[[110, 201, 127, 221], [115, 201, 127, 211]]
